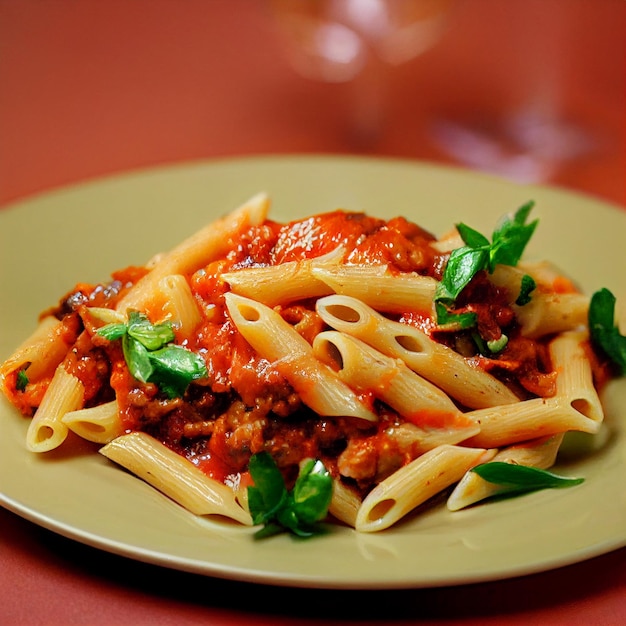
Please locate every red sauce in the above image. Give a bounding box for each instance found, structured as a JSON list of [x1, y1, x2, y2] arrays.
[[5, 210, 605, 498]]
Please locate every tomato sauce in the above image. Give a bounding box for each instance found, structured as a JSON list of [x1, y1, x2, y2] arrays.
[[5, 210, 590, 497]]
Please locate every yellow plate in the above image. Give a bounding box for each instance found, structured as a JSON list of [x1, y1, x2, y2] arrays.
[[1, 156, 624, 589]]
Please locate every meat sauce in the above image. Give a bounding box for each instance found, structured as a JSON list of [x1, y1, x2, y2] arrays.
[[24, 211, 563, 494]]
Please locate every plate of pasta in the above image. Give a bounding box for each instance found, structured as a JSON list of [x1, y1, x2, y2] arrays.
[[0, 155, 624, 589]]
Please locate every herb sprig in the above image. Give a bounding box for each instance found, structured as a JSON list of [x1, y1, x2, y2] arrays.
[[96, 311, 207, 398], [471, 462, 584, 498], [435, 201, 538, 326], [589, 288, 626, 375], [247, 452, 333, 539]]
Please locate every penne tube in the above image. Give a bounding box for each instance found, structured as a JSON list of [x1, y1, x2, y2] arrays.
[[313, 330, 478, 444], [312, 265, 437, 313], [225, 292, 377, 421], [62, 400, 124, 444], [116, 192, 269, 313], [463, 395, 600, 449], [355, 445, 494, 532], [549, 330, 604, 423], [0, 316, 74, 393], [272, 352, 378, 422], [328, 478, 361, 528], [156, 274, 202, 340], [316, 294, 519, 409], [513, 292, 589, 339], [86, 307, 127, 325], [446, 433, 564, 511], [224, 292, 312, 361], [26, 365, 85, 453], [221, 247, 344, 307], [100, 432, 253, 525]]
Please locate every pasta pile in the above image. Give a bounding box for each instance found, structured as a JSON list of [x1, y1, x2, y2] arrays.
[[0, 193, 617, 534]]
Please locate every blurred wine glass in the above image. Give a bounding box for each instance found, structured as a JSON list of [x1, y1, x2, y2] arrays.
[[428, 0, 599, 184], [267, 0, 454, 143]]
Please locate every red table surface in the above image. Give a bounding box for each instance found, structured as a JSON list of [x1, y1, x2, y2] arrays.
[[0, 1, 624, 625]]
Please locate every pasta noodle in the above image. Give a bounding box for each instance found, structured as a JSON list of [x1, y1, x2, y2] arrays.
[[1, 193, 621, 536], [355, 445, 494, 532], [26, 365, 85, 453], [0, 316, 74, 395], [224, 292, 378, 422], [315, 294, 519, 409], [62, 400, 124, 444], [447, 434, 564, 511], [100, 432, 253, 525]]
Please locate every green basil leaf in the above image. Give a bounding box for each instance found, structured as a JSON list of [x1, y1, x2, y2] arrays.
[[589, 288, 626, 375], [248, 452, 288, 525], [471, 462, 584, 495], [435, 202, 538, 327], [292, 459, 333, 525], [489, 201, 538, 270], [487, 334, 508, 354], [16, 369, 29, 391], [435, 302, 477, 330], [516, 274, 536, 306], [436, 247, 488, 303], [456, 222, 490, 248], [146, 345, 208, 398], [247, 453, 332, 539], [123, 334, 153, 383], [96, 322, 128, 341], [127, 311, 175, 351]]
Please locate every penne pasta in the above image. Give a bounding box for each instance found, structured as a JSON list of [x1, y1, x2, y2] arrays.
[[220, 248, 343, 307], [316, 294, 519, 409], [514, 292, 589, 339], [313, 330, 479, 446], [222, 261, 332, 307], [225, 292, 378, 422], [312, 265, 438, 313], [156, 274, 202, 340], [446, 433, 564, 511], [549, 330, 604, 423], [100, 432, 253, 525], [463, 396, 600, 449], [328, 478, 362, 528], [26, 365, 85, 453], [62, 400, 124, 444], [355, 445, 494, 532], [0, 316, 74, 394]]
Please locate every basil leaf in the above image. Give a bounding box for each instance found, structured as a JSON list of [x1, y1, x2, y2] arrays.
[[435, 202, 538, 321], [146, 345, 208, 398], [487, 335, 508, 354], [247, 452, 333, 538], [471, 462, 584, 496], [488, 201, 538, 271], [434, 302, 477, 330], [123, 334, 154, 383], [589, 288, 626, 375], [97, 322, 128, 341], [248, 452, 288, 525], [16, 369, 29, 391], [127, 311, 175, 350], [96, 311, 207, 396], [292, 459, 333, 526], [516, 274, 536, 306], [456, 222, 490, 248], [436, 247, 488, 303]]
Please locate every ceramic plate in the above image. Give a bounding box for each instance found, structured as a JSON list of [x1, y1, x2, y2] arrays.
[[1, 156, 624, 589]]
